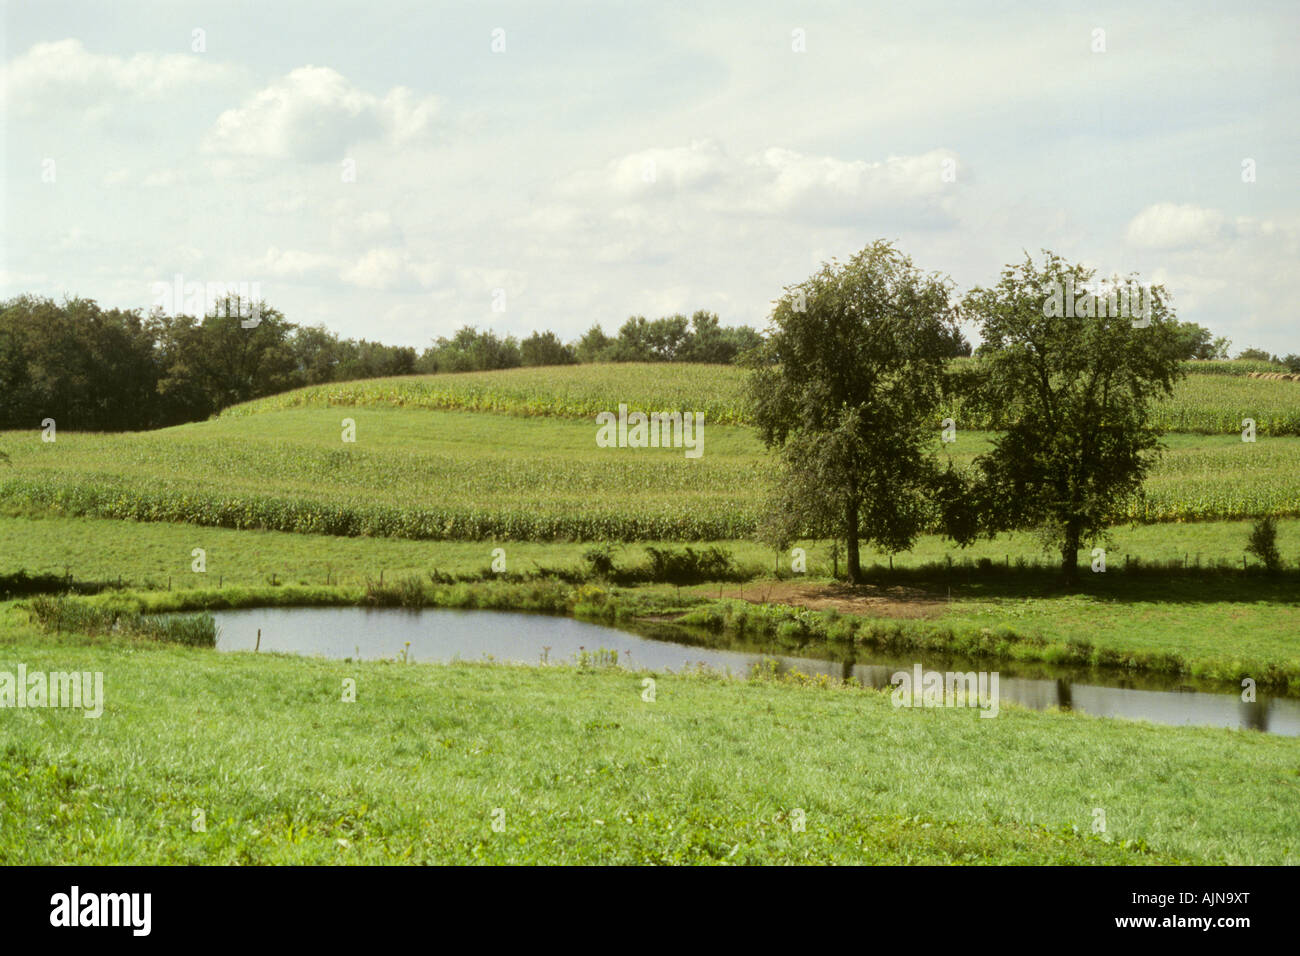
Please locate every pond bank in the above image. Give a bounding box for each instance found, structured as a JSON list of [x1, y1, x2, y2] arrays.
[[25, 575, 1300, 697]]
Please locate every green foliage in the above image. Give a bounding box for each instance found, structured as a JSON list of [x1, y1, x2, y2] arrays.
[[945, 358, 1300, 433], [0, 293, 763, 432], [642, 546, 737, 584], [573, 311, 761, 364], [520, 331, 577, 366], [582, 545, 618, 577], [416, 326, 522, 373], [0, 295, 161, 430], [26, 595, 216, 646], [957, 252, 1188, 581], [1246, 516, 1283, 572], [748, 240, 960, 580]]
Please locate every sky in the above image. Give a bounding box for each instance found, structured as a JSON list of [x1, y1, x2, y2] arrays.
[[2, 0, 1298, 353]]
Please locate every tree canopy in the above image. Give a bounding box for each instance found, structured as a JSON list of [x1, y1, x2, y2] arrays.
[[747, 240, 960, 582], [954, 251, 1187, 583]]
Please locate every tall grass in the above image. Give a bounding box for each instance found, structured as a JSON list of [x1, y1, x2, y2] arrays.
[[27, 595, 217, 647]]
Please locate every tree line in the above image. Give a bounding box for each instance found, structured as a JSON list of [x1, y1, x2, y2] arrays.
[[0, 296, 768, 430]]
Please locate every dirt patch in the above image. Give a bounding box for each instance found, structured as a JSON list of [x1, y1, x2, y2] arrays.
[[707, 580, 946, 619]]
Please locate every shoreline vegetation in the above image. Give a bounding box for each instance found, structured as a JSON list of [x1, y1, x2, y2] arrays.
[[14, 562, 1300, 694]]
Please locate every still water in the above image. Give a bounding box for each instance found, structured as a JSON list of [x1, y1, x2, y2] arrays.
[[212, 607, 1300, 737]]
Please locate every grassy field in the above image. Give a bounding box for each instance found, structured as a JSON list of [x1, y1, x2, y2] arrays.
[[2, 361, 1297, 866], [2, 625, 1297, 864], [3, 514, 1297, 588], [2, 408, 1298, 543], [4, 512, 1298, 690]]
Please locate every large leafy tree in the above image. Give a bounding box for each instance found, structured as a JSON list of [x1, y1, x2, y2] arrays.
[[146, 295, 300, 422], [521, 330, 577, 366], [747, 240, 959, 583], [0, 295, 158, 430], [958, 252, 1186, 584], [417, 326, 522, 373]]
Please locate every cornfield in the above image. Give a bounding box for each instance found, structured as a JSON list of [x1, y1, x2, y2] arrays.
[[221, 363, 753, 426], [1, 403, 1295, 541], [224, 362, 1300, 436]]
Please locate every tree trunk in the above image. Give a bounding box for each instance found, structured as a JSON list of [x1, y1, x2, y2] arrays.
[[1060, 521, 1081, 587], [845, 495, 861, 584]]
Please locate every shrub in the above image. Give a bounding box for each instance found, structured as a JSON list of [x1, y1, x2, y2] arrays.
[[583, 545, 618, 578], [642, 546, 737, 584], [1246, 516, 1283, 572]]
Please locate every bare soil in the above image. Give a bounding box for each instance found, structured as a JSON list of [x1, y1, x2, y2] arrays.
[[706, 580, 946, 619]]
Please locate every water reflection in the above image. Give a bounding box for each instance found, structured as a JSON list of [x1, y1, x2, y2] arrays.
[[210, 607, 1300, 737]]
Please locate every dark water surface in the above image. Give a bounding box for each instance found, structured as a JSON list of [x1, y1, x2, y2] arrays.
[[211, 607, 1300, 737]]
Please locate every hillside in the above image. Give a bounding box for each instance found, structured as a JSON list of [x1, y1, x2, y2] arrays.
[[1, 399, 1297, 542], [220, 361, 1300, 436]]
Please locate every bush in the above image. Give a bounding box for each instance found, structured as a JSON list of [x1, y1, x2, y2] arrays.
[[1246, 516, 1283, 572], [583, 545, 618, 578], [642, 546, 737, 584]]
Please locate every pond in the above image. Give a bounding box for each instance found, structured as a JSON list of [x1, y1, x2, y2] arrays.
[[211, 607, 1300, 737]]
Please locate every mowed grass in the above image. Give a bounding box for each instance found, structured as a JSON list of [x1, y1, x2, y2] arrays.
[[1, 407, 1298, 543], [903, 586, 1300, 679], [2, 627, 1297, 864], [2, 484, 1291, 591], [5, 514, 1297, 588], [223, 362, 1300, 435]]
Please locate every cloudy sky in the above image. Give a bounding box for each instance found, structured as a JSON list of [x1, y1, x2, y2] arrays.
[[3, 0, 1297, 352]]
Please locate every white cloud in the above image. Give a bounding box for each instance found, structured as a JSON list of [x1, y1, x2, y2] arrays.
[[560, 141, 961, 227], [141, 169, 182, 188], [608, 140, 730, 194], [1, 39, 236, 115], [1125, 203, 1230, 249], [249, 245, 453, 294], [739, 147, 958, 221], [204, 66, 440, 161], [341, 248, 442, 291], [330, 207, 400, 248], [253, 247, 340, 281], [1132, 212, 1298, 345]]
